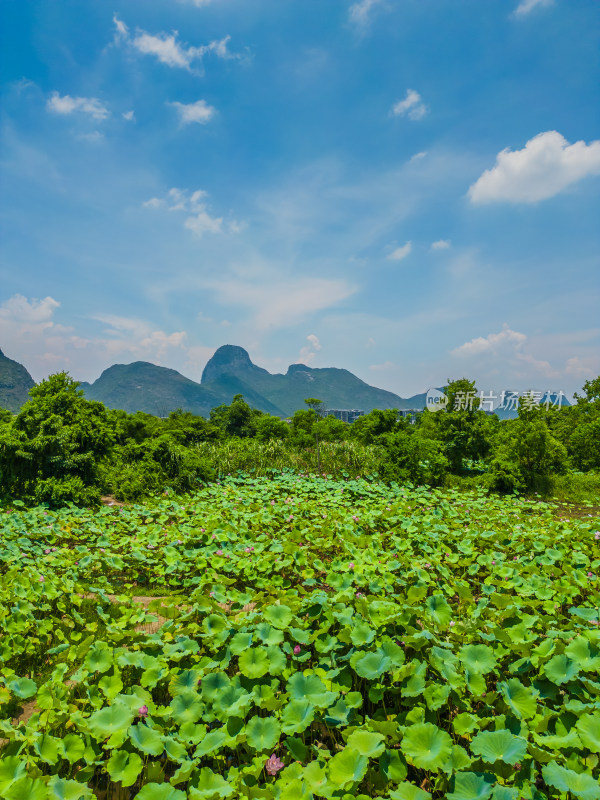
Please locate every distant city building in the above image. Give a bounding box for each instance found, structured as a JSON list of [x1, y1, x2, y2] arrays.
[[325, 409, 365, 424], [398, 408, 421, 422]]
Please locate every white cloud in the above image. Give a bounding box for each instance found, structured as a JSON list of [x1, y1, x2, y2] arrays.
[[431, 239, 451, 251], [451, 326, 527, 357], [47, 92, 109, 120], [0, 294, 60, 325], [113, 14, 129, 39], [349, 0, 384, 27], [450, 325, 563, 382], [468, 131, 600, 204], [113, 16, 238, 72], [184, 211, 223, 236], [122, 110, 135, 121], [143, 187, 224, 237], [206, 277, 357, 329], [169, 99, 216, 125], [391, 89, 428, 121], [513, 0, 554, 17], [0, 296, 197, 383], [299, 333, 322, 364], [387, 241, 412, 261]]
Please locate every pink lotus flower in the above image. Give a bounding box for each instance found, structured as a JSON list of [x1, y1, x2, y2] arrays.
[[44, 549, 51, 554], [265, 754, 284, 776], [216, 549, 223, 555], [352, 515, 359, 522], [588, 572, 593, 578], [349, 562, 355, 569], [138, 705, 149, 717], [293, 644, 301, 655], [39, 576, 45, 582], [595, 532, 600, 540]]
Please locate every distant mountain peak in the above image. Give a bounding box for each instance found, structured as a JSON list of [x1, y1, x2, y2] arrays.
[[202, 344, 263, 383], [0, 348, 36, 413]]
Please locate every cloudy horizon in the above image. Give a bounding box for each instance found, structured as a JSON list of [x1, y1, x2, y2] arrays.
[[1, 0, 599, 400]]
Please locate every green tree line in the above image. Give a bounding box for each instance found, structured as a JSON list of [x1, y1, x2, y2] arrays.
[[0, 373, 598, 506]]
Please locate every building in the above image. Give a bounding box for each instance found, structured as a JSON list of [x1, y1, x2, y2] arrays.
[[324, 409, 365, 424]]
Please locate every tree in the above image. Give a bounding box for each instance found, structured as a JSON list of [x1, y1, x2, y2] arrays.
[[304, 398, 325, 416], [0, 372, 114, 505]]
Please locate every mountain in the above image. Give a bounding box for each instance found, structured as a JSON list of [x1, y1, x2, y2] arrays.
[[80, 345, 418, 417], [80, 362, 225, 417], [0, 348, 35, 413], [200, 345, 414, 417]]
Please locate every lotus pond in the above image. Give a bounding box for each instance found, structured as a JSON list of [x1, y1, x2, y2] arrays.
[[1, 473, 600, 800]]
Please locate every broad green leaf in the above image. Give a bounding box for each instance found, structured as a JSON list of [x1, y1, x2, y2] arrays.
[[0, 758, 27, 794], [281, 699, 315, 734], [389, 783, 431, 800], [328, 748, 368, 787], [544, 654, 580, 685], [470, 730, 527, 765], [134, 784, 186, 800], [446, 772, 495, 800], [8, 678, 37, 699], [346, 729, 385, 758], [576, 712, 600, 753], [459, 644, 497, 675], [542, 761, 600, 800], [499, 678, 538, 719], [401, 723, 452, 771], [106, 750, 143, 787], [238, 647, 270, 679], [128, 723, 164, 756], [245, 716, 281, 751], [189, 767, 234, 798], [264, 604, 293, 629], [88, 703, 134, 741]]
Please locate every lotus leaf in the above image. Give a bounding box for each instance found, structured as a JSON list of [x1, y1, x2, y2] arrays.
[[459, 644, 497, 675], [264, 604, 293, 629], [239, 646, 270, 678], [401, 723, 453, 771], [346, 729, 385, 757], [576, 712, 600, 753], [328, 747, 368, 787], [498, 678, 539, 719], [128, 723, 165, 756], [542, 761, 600, 800], [281, 699, 315, 734], [134, 784, 186, 800], [446, 772, 495, 800], [189, 767, 234, 798], [245, 715, 281, 750], [470, 729, 527, 765], [87, 702, 134, 741], [106, 750, 143, 787]]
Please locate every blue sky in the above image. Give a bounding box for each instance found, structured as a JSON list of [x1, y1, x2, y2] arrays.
[[1, 0, 599, 399]]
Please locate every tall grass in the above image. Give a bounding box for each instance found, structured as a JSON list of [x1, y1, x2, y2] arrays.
[[195, 439, 384, 477]]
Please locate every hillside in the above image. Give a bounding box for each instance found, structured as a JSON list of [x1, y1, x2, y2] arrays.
[[0, 348, 35, 412], [200, 345, 415, 416]]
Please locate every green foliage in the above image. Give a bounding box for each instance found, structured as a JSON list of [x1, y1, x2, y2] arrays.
[[0, 474, 598, 797]]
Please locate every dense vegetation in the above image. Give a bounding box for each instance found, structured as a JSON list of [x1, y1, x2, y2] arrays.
[[0, 373, 599, 506], [1, 474, 599, 799]]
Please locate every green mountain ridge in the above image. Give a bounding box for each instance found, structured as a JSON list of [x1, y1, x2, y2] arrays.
[[80, 345, 417, 417], [0, 348, 36, 413]]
